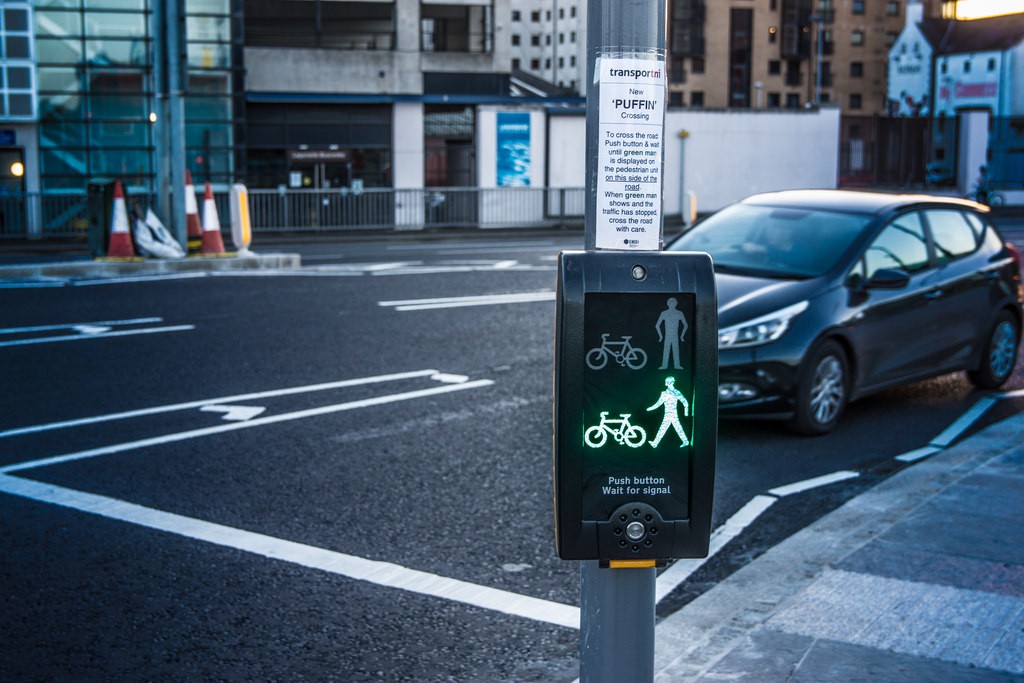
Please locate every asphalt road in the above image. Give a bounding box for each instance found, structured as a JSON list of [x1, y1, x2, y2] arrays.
[[1, 233, 1022, 681]]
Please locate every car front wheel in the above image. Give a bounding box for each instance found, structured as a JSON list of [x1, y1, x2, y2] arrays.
[[791, 339, 849, 435], [968, 311, 1019, 389]]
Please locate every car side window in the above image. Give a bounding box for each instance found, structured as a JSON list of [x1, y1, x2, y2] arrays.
[[926, 209, 980, 263], [862, 212, 929, 280]]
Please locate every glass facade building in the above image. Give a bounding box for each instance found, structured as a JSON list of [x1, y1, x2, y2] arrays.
[[33, 0, 238, 193]]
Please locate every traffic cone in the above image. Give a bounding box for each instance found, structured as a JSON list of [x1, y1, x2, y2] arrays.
[[106, 181, 137, 258], [184, 170, 203, 254], [200, 181, 227, 255]]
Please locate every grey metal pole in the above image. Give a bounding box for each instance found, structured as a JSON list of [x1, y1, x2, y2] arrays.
[[584, 0, 667, 251], [811, 15, 823, 105], [580, 1, 665, 680], [580, 561, 656, 682], [166, 0, 188, 249], [152, 0, 169, 220]]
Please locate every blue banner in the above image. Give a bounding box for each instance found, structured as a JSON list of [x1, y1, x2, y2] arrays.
[[496, 112, 531, 187]]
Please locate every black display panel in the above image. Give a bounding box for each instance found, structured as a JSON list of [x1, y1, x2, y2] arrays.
[[581, 292, 695, 522]]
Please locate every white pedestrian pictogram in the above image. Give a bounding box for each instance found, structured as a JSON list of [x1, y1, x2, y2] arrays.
[[655, 297, 689, 370], [647, 376, 689, 448]]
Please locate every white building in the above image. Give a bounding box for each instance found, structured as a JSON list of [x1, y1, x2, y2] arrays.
[[888, 8, 1024, 117], [508, 1, 588, 95], [888, 2, 935, 115]]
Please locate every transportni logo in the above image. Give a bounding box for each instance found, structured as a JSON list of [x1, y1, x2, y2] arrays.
[[608, 67, 663, 80]]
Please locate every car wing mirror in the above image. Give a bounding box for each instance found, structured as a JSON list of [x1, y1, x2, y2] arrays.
[[867, 268, 911, 290]]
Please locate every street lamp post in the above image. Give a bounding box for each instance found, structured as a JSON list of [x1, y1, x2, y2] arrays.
[[809, 14, 823, 105]]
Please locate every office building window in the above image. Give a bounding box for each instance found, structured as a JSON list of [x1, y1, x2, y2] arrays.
[[37, 0, 236, 191], [247, 0, 395, 50], [786, 93, 800, 108], [691, 91, 704, 107], [852, 0, 864, 15], [0, 2, 36, 120], [851, 30, 864, 45], [850, 93, 862, 109], [850, 61, 863, 77], [512, 34, 520, 46], [769, 60, 781, 75], [886, 1, 900, 15], [768, 92, 781, 107]]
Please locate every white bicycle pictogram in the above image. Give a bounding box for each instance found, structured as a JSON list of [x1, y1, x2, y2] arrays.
[[584, 412, 648, 448], [586, 334, 648, 370]]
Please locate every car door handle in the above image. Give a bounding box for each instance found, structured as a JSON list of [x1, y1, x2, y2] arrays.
[[924, 289, 943, 300]]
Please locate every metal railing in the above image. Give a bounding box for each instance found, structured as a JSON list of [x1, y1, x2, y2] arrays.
[[0, 187, 586, 239]]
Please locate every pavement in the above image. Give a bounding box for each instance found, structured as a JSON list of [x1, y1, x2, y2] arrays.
[[654, 411, 1024, 682], [0, 238, 301, 280], [3, 232, 1023, 682]]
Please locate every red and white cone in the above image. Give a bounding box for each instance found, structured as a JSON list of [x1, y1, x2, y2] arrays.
[[184, 170, 203, 253], [107, 181, 137, 258], [200, 181, 227, 255]]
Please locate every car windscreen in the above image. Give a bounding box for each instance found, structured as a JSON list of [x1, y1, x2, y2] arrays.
[[668, 204, 872, 278]]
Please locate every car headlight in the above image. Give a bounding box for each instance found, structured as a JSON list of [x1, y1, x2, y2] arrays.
[[718, 301, 809, 349]]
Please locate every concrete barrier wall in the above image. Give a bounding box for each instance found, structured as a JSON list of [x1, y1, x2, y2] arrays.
[[536, 107, 842, 216]]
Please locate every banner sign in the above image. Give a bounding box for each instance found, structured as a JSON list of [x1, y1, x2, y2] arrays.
[[497, 112, 531, 187]]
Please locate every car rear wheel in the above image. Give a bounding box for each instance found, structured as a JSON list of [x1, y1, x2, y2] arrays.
[[791, 339, 848, 435], [968, 311, 1019, 389]]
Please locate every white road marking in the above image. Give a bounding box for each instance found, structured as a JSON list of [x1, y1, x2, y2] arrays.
[[895, 445, 942, 463], [0, 324, 195, 348], [0, 281, 65, 289], [928, 396, 997, 447], [0, 379, 495, 474], [0, 474, 579, 630], [379, 291, 555, 311], [656, 495, 777, 603], [768, 470, 859, 497], [0, 369, 443, 439], [73, 272, 209, 286], [0, 317, 163, 335], [71, 325, 112, 335], [199, 404, 266, 422]]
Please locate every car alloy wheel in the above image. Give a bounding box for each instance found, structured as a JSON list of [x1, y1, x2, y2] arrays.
[[792, 339, 848, 435], [969, 311, 1019, 389], [811, 355, 844, 425], [990, 320, 1017, 380]]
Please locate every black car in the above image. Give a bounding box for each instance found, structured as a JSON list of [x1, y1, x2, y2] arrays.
[[667, 190, 1023, 434]]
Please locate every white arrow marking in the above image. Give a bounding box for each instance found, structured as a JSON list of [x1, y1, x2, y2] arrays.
[[72, 325, 113, 335], [200, 404, 267, 421]]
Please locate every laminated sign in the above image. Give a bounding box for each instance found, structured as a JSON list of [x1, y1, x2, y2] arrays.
[[596, 57, 666, 251]]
